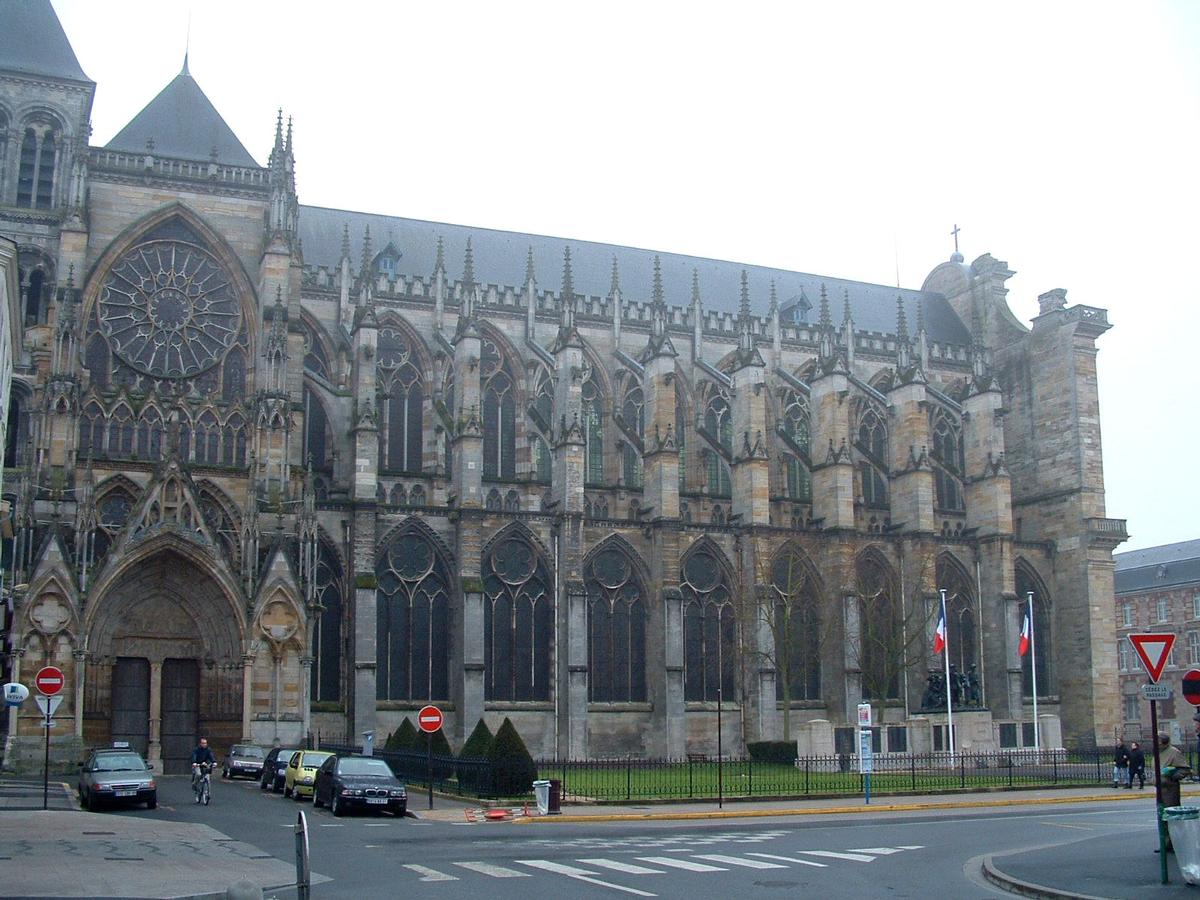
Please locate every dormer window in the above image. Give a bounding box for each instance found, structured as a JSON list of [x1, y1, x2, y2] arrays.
[[378, 256, 396, 279]]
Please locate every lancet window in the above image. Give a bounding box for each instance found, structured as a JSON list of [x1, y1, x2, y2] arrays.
[[620, 382, 644, 488], [481, 338, 516, 479], [703, 388, 732, 496], [585, 544, 647, 703], [779, 389, 812, 502], [855, 405, 889, 508], [930, 407, 965, 511], [376, 526, 452, 701], [91, 488, 135, 564], [16, 121, 59, 209], [856, 554, 901, 701], [770, 546, 821, 702], [377, 326, 423, 474], [1016, 564, 1053, 698], [303, 386, 331, 473], [681, 543, 736, 702], [582, 373, 604, 486], [937, 555, 976, 675], [483, 532, 552, 701], [3, 387, 30, 469], [311, 538, 344, 703]]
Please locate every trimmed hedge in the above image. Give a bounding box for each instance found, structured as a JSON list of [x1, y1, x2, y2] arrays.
[[385, 718, 420, 751], [485, 718, 537, 797], [456, 719, 494, 793], [747, 741, 798, 764]]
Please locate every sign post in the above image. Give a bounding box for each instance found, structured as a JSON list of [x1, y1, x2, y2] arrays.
[[417, 705, 444, 811], [33, 666, 64, 812], [857, 702, 873, 805], [1129, 633, 1176, 884]]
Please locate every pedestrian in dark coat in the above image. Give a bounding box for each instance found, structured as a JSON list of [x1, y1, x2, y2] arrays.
[[1128, 741, 1146, 789], [1113, 739, 1131, 788]]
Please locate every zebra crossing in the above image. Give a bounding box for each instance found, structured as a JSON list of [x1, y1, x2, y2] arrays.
[[397, 844, 924, 894]]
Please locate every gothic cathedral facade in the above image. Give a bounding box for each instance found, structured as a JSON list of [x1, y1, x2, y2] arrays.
[[1, 2, 1126, 772]]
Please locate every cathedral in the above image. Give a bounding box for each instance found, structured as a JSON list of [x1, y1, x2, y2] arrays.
[[1, 1, 1127, 774]]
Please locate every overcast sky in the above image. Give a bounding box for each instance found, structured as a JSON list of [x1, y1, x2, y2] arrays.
[[52, 0, 1199, 553]]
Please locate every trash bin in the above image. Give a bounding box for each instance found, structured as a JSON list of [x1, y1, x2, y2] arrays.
[[1164, 807, 1200, 884], [548, 779, 562, 814], [532, 780, 551, 816]]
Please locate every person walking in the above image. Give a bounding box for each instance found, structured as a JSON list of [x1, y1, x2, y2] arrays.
[[1128, 741, 1146, 789], [1156, 733, 1192, 853], [1113, 738, 1131, 788]]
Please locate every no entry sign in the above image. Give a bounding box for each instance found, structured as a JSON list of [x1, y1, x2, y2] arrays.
[[417, 705, 444, 733], [34, 666, 65, 697], [1183, 669, 1200, 706]]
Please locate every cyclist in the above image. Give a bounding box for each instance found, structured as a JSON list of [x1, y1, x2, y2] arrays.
[[190, 737, 216, 803]]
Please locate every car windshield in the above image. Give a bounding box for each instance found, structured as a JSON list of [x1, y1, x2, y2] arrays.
[[93, 754, 147, 772], [338, 758, 394, 777], [232, 746, 264, 758], [302, 752, 332, 767]]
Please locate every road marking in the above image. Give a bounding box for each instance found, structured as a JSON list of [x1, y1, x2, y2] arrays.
[[797, 850, 876, 862], [1045, 822, 1092, 830], [517, 860, 657, 897], [745, 852, 827, 868], [636, 856, 727, 872], [847, 847, 908, 854], [403, 864, 458, 882], [692, 854, 788, 869], [578, 858, 666, 874], [363, 822, 391, 827], [318, 823, 344, 828], [453, 861, 530, 878], [897, 845, 924, 850]]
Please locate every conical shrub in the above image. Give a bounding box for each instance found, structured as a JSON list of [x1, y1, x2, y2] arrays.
[[385, 717, 419, 751], [485, 717, 537, 797], [457, 719, 494, 793]]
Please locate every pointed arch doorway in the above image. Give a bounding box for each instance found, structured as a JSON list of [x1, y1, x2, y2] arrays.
[[84, 542, 246, 773]]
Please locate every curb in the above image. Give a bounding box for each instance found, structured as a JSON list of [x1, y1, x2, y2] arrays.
[[981, 853, 1111, 900], [520, 790, 1176, 824]]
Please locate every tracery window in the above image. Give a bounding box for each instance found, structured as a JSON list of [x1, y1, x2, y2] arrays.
[[377, 326, 423, 473], [621, 383, 644, 488], [531, 369, 553, 432], [676, 384, 687, 492], [376, 526, 451, 701], [198, 486, 239, 564], [135, 408, 164, 461], [483, 533, 552, 701], [3, 389, 30, 469], [681, 543, 736, 702], [770, 547, 821, 701], [930, 408, 965, 511], [194, 410, 219, 464], [311, 539, 344, 703], [703, 389, 732, 496], [303, 387, 331, 472], [482, 338, 516, 479], [1016, 564, 1053, 698], [302, 323, 332, 380], [856, 406, 889, 508], [78, 401, 104, 457], [937, 556, 976, 675], [91, 489, 135, 564], [857, 554, 900, 701], [779, 390, 812, 502], [585, 545, 647, 702], [107, 404, 135, 458], [16, 123, 58, 209], [532, 436, 551, 484], [582, 374, 604, 485]]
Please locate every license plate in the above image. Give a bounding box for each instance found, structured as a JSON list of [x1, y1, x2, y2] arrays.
[[366, 797, 387, 805], [115, 790, 137, 797]]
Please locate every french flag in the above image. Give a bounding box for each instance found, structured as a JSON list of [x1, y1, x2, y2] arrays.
[[1018, 613, 1031, 657], [933, 609, 947, 654]]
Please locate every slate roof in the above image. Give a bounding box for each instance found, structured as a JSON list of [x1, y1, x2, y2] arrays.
[[105, 63, 257, 167], [0, 0, 91, 83], [1114, 539, 1200, 595], [298, 205, 972, 344]]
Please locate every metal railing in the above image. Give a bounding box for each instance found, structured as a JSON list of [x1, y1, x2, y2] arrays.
[[314, 745, 1129, 802]]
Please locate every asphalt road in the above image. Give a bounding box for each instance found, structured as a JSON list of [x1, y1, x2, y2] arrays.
[[102, 775, 1169, 898]]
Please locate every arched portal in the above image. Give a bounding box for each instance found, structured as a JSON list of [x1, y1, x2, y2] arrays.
[[83, 544, 245, 773]]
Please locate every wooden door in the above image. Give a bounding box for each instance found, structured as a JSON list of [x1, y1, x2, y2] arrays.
[[110, 657, 150, 756], [161, 658, 199, 774]]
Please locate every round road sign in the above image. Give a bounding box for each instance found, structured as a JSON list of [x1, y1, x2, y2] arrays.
[[1183, 669, 1200, 707], [34, 666, 65, 697], [417, 704, 444, 733]]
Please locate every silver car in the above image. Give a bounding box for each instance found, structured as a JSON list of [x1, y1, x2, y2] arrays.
[[222, 743, 266, 780], [78, 744, 157, 811]]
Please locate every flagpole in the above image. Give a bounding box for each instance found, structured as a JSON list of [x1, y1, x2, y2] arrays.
[[1029, 591, 1039, 756], [941, 589, 954, 763]]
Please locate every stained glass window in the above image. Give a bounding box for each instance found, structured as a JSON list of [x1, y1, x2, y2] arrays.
[[1016, 564, 1053, 698], [482, 339, 516, 479], [483, 533, 552, 701], [311, 539, 344, 703], [681, 544, 736, 701], [771, 547, 821, 701], [937, 556, 976, 674], [583, 376, 604, 486], [704, 391, 732, 496], [857, 407, 889, 508], [376, 526, 451, 701], [622, 384, 644, 488], [377, 327, 423, 473], [857, 555, 900, 701], [585, 545, 647, 702], [781, 390, 811, 502], [303, 387, 330, 472], [930, 408, 964, 511], [92, 489, 135, 564]]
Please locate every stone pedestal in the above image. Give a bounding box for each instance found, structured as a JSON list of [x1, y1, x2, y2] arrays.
[[795, 718, 834, 756]]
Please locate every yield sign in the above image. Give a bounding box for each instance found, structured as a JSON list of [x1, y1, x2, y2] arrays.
[[1129, 633, 1176, 684]]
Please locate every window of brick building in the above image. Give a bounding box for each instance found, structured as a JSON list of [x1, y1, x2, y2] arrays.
[[1158, 596, 1170, 622], [1190, 632, 1200, 666], [1124, 694, 1140, 722], [1118, 640, 1129, 671], [1122, 603, 1133, 627]]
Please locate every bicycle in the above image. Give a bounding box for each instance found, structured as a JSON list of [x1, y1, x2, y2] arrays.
[[192, 762, 213, 805]]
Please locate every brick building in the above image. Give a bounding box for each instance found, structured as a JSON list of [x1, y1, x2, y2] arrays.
[[1, 1, 1126, 771], [1115, 540, 1200, 743]]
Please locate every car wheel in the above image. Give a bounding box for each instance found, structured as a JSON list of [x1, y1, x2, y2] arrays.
[[331, 794, 343, 817], [396, 803, 406, 818], [146, 796, 157, 810], [84, 788, 94, 812]]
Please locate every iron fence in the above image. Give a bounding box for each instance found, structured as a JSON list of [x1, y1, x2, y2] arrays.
[[312, 745, 1136, 801]]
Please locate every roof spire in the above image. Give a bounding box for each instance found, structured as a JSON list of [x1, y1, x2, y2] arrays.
[[738, 269, 751, 321], [525, 245, 536, 286], [434, 235, 445, 275], [651, 255, 664, 309], [183, 11, 191, 75], [285, 116, 293, 153], [692, 268, 701, 308], [609, 256, 620, 296], [461, 236, 476, 290], [560, 245, 575, 308], [842, 288, 852, 325], [359, 225, 372, 278], [340, 223, 351, 261], [273, 108, 284, 155], [817, 284, 832, 329], [896, 296, 909, 342]]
